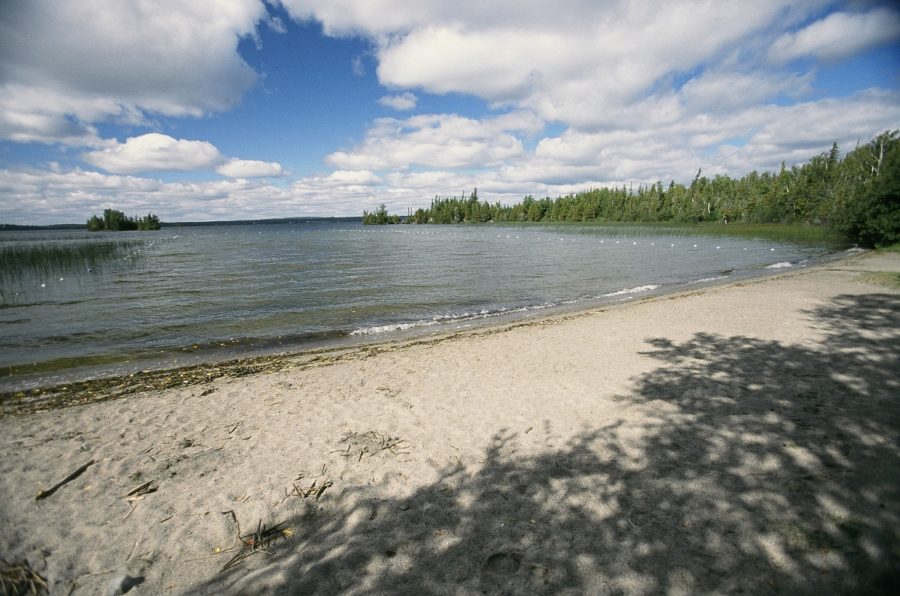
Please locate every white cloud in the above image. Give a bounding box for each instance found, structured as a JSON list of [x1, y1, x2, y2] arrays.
[[769, 9, 900, 63], [378, 92, 418, 111], [327, 111, 543, 170], [321, 170, 383, 186], [0, 0, 267, 145], [217, 159, 284, 178], [82, 133, 285, 178], [282, 0, 822, 127], [679, 71, 813, 112], [527, 89, 900, 185], [83, 134, 223, 174]]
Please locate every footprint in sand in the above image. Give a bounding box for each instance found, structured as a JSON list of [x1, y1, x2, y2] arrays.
[[482, 551, 522, 575]]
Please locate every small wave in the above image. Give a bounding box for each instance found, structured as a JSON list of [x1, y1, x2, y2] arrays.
[[765, 262, 792, 269], [350, 320, 439, 336], [601, 284, 659, 298], [687, 275, 727, 285], [350, 303, 556, 336]]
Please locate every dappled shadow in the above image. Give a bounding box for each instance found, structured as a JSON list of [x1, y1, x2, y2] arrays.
[[195, 293, 900, 595]]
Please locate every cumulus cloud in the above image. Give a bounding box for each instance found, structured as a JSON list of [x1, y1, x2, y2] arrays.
[[679, 71, 813, 112], [281, 0, 818, 126], [769, 9, 900, 63], [527, 90, 900, 184], [82, 133, 284, 178], [320, 170, 383, 186], [216, 159, 284, 178], [378, 92, 418, 110], [327, 111, 544, 170], [0, 0, 267, 145], [83, 134, 223, 174]]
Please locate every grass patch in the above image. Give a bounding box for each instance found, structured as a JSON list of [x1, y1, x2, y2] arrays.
[[689, 222, 849, 247], [0, 238, 147, 283], [856, 271, 900, 290]]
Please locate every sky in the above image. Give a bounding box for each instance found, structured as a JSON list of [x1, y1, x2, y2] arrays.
[[0, 0, 899, 225]]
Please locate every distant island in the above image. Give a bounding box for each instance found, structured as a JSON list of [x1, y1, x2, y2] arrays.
[[87, 209, 160, 231]]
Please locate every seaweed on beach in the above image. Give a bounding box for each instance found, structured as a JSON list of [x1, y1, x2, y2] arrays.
[[337, 430, 408, 461]]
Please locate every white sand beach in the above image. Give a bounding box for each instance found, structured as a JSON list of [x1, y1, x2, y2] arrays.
[[1, 251, 898, 595]]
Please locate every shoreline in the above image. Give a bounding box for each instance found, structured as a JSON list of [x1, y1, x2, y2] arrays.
[[0, 249, 862, 417], [2, 224, 843, 395], [1, 250, 897, 594]]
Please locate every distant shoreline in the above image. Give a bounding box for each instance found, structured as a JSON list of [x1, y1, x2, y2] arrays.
[[0, 215, 362, 231]]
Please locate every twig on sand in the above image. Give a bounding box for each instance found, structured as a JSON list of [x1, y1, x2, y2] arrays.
[[218, 512, 290, 572], [124, 480, 158, 498], [35, 459, 95, 500], [184, 546, 239, 563]]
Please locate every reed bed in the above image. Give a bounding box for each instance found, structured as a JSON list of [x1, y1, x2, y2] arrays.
[[0, 238, 148, 288]]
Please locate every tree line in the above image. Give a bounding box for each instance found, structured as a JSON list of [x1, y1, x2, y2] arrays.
[[363, 130, 899, 247], [362, 204, 403, 225], [87, 209, 161, 231]]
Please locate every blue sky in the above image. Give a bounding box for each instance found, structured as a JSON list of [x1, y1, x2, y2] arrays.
[[0, 0, 898, 224]]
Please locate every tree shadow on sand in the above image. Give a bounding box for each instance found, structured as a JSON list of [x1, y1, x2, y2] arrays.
[[195, 293, 900, 595]]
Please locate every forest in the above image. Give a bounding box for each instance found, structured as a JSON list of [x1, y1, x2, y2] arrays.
[[364, 130, 899, 247], [87, 209, 161, 231]]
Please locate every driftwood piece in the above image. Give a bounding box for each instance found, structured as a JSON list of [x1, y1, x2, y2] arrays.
[[35, 459, 95, 500], [124, 480, 158, 498]]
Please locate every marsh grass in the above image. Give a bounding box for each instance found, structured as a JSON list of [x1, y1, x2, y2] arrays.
[[689, 222, 850, 247], [0, 239, 147, 283], [495, 221, 849, 247], [0, 238, 153, 306]]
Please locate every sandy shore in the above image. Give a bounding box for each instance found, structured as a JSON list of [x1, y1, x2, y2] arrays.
[[1, 251, 898, 595]]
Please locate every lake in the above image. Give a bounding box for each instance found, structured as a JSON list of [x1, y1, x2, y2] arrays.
[[0, 222, 843, 391]]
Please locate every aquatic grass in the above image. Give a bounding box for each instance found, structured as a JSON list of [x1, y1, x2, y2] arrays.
[[0, 239, 153, 306], [689, 222, 850, 248], [0, 239, 147, 283], [487, 221, 848, 247]]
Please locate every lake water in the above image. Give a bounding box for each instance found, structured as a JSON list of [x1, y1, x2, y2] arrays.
[[0, 222, 842, 391]]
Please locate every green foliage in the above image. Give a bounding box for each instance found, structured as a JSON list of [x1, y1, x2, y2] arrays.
[[373, 131, 898, 247], [830, 132, 900, 247], [87, 209, 161, 231], [362, 203, 402, 225]]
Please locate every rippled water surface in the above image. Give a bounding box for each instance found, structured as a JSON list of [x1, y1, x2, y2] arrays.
[[1, 222, 839, 389]]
